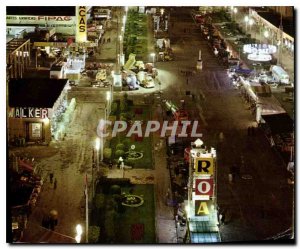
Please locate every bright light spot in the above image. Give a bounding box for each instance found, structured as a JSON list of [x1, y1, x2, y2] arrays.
[[95, 137, 100, 151], [233, 7, 238, 13], [264, 30, 269, 38], [106, 91, 111, 101], [75, 235, 81, 243], [185, 205, 190, 218], [43, 118, 49, 124], [122, 16, 126, 25], [249, 19, 254, 26], [119, 35, 122, 41], [76, 224, 83, 236], [244, 16, 249, 23], [150, 53, 155, 57], [160, 8, 164, 15]]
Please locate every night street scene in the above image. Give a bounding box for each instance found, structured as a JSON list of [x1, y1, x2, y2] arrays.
[[6, 5, 295, 244]]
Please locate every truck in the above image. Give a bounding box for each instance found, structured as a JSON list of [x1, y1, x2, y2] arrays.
[[270, 65, 289, 84]]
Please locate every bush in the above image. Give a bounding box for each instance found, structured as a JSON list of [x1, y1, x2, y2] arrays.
[[111, 102, 118, 114], [120, 100, 128, 112], [103, 148, 112, 160], [88, 226, 100, 243], [115, 150, 125, 158], [94, 194, 105, 209], [124, 158, 135, 167], [116, 143, 125, 151]]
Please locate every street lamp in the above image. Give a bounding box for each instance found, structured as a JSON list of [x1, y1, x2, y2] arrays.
[[95, 138, 100, 172], [150, 53, 155, 67], [233, 7, 238, 21], [249, 19, 254, 32], [244, 15, 249, 31], [160, 8, 164, 16], [119, 156, 124, 178], [106, 91, 111, 116], [75, 224, 82, 243]]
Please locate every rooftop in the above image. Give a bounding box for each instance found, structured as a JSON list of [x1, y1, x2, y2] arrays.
[[9, 78, 68, 108]]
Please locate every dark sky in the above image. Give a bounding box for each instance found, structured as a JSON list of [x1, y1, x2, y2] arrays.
[[6, 6, 75, 16]]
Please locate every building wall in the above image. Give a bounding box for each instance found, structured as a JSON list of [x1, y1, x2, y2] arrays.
[[9, 118, 51, 144], [269, 6, 293, 18]]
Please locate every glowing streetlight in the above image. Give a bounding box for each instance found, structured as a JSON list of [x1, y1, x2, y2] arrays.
[[264, 30, 269, 38], [75, 224, 82, 243], [249, 18, 254, 32], [150, 53, 155, 67], [160, 8, 164, 15], [106, 91, 111, 101], [244, 15, 249, 31], [233, 7, 237, 21]]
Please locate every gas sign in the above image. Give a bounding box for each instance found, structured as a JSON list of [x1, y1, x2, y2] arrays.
[[194, 157, 214, 175], [195, 178, 214, 196], [194, 200, 214, 216]]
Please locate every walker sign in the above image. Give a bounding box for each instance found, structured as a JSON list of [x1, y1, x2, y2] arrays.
[[195, 200, 214, 216], [76, 6, 87, 42], [194, 157, 214, 175], [195, 178, 214, 196]]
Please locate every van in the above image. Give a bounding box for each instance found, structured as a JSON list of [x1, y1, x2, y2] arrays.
[[270, 65, 289, 84]]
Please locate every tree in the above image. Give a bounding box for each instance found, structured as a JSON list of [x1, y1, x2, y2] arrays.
[[103, 148, 112, 160], [94, 194, 105, 209], [116, 143, 125, 151], [88, 226, 100, 243], [115, 150, 125, 158]]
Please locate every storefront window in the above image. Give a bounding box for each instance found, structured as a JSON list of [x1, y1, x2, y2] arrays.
[[30, 123, 42, 139]]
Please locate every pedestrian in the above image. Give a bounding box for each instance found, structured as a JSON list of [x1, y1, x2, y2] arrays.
[[54, 178, 57, 189], [221, 213, 225, 224], [49, 173, 54, 184], [219, 214, 223, 225]]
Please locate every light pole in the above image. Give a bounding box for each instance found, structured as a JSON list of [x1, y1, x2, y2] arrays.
[[249, 19, 254, 33], [119, 156, 124, 178], [150, 53, 155, 67], [95, 138, 100, 172], [106, 91, 111, 116], [233, 7, 238, 22], [230, 6, 234, 20], [244, 15, 249, 32]]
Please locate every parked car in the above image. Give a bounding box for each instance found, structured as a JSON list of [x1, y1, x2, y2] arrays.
[[90, 81, 100, 87], [69, 80, 78, 86], [140, 76, 155, 88]]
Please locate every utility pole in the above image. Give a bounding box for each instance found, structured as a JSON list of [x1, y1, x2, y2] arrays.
[[277, 11, 283, 66]]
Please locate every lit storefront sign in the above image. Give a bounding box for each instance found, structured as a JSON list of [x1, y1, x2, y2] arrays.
[[76, 6, 87, 43], [9, 107, 49, 119], [194, 157, 214, 175], [6, 15, 75, 26], [31, 123, 42, 138], [195, 178, 214, 196], [194, 200, 214, 216]]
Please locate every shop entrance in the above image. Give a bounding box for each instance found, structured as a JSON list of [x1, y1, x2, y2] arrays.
[[26, 122, 44, 142]]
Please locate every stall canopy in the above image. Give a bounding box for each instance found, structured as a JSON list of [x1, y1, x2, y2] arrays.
[[261, 113, 294, 134], [189, 221, 221, 243]]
